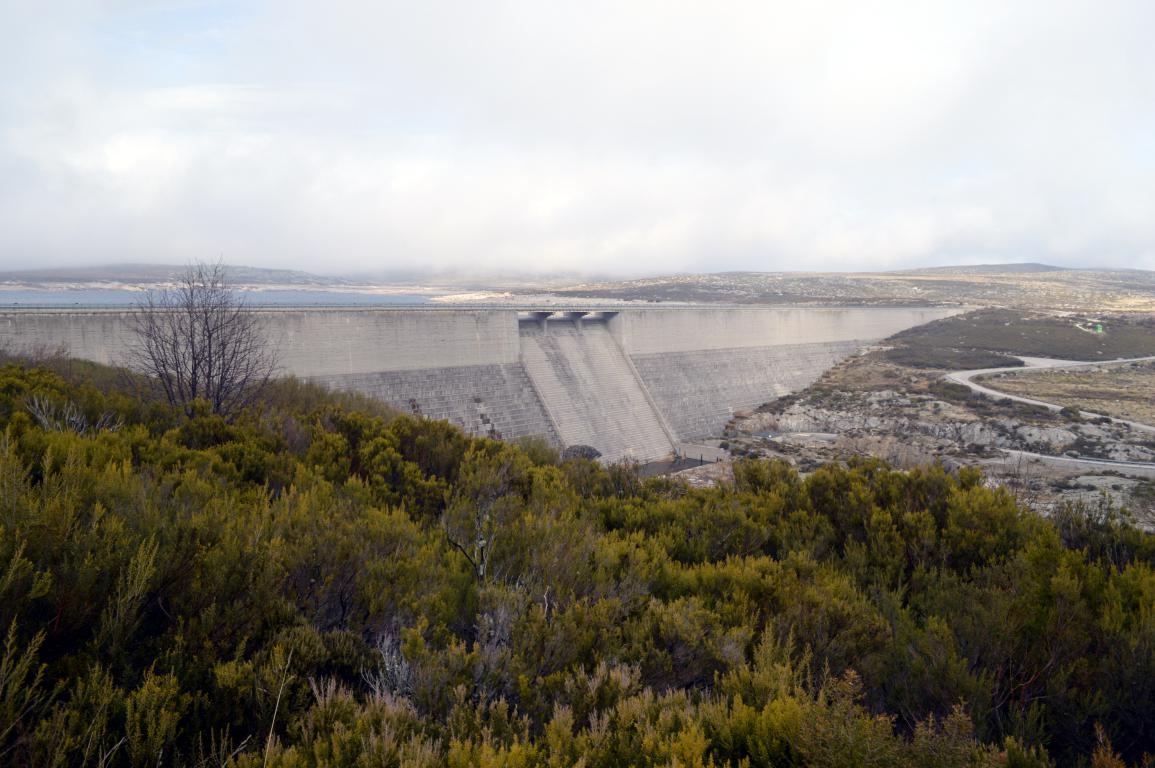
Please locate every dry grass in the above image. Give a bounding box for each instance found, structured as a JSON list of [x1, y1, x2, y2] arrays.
[[980, 362, 1155, 425]]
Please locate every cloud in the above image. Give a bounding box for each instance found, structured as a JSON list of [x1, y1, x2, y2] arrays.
[[1, 1, 1153, 275]]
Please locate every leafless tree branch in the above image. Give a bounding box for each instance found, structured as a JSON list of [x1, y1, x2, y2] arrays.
[[126, 262, 278, 417]]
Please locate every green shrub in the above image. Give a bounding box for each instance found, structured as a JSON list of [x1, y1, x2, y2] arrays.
[[0, 358, 1152, 766]]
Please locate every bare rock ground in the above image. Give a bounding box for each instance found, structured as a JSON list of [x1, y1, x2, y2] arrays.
[[714, 325, 1155, 522]]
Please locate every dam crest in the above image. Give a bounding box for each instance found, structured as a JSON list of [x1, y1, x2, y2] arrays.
[[1, 306, 960, 462]]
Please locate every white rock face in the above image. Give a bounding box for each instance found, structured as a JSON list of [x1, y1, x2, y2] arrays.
[[1014, 426, 1078, 450]]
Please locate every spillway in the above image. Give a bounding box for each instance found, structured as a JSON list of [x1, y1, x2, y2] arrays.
[[0, 305, 961, 462], [520, 318, 674, 463]]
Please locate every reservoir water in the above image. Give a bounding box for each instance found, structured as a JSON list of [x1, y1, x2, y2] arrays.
[[0, 288, 431, 308]]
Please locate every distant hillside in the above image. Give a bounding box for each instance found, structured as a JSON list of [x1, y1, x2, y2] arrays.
[[549, 266, 1155, 312], [0, 263, 593, 293], [895, 262, 1066, 275], [5, 262, 1154, 313], [0, 263, 340, 286]]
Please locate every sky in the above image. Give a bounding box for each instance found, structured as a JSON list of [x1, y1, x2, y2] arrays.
[[1, 1, 1154, 277]]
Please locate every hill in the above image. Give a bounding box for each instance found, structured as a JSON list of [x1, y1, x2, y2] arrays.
[[1, 350, 1154, 765], [0, 263, 340, 287], [548, 267, 1155, 312], [7, 262, 1155, 312], [895, 262, 1065, 275]]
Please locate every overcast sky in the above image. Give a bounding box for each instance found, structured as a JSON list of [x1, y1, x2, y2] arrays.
[[1, 1, 1153, 276]]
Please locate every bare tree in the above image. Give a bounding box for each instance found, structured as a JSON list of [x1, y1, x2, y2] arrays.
[[127, 262, 277, 417]]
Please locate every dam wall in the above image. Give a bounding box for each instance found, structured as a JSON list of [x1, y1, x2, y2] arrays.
[[0, 308, 521, 373], [0, 305, 961, 462], [520, 320, 674, 461], [274, 310, 519, 375], [607, 307, 956, 440], [631, 341, 860, 440], [609, 307, 956, 354], [0, 310, 135, 365], [313, 363, 558, 444]]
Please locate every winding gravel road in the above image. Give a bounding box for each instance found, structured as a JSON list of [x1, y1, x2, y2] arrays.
[[944, 356, 1155, 435], [944, 356, 1155, 476]]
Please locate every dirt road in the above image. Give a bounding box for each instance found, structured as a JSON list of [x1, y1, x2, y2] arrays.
[[944, 356, 1155, 435]]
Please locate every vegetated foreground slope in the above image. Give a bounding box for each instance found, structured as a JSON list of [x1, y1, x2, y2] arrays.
[[2, 353, 1155, 766]]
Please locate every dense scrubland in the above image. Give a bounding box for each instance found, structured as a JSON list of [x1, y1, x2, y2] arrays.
[[2, 356, 1155, 767], [885, 309, 1155, 368]]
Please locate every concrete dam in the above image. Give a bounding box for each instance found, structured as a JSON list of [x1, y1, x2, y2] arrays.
[[0, 306, 959, 462]]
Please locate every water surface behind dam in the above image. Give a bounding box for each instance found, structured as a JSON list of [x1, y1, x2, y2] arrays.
[[0, 305, 960, 462], [0, 288, 430, 308]]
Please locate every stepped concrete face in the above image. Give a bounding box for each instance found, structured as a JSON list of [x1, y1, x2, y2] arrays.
[[0, 305, 961, 462], [631, 342, 860, 440], [314, 363, 558, 444]]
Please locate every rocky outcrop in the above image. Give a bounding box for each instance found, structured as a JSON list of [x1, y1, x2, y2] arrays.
[[739, 387, 1152, 461]]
